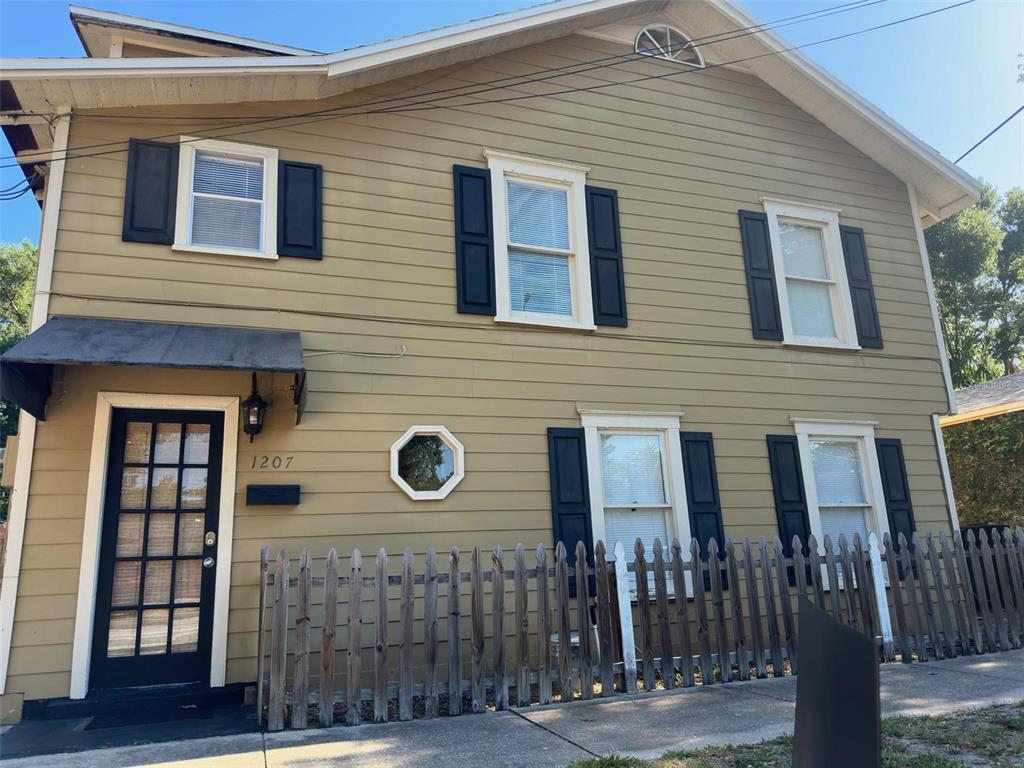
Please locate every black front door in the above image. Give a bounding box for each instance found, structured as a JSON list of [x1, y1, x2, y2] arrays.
[[90, 408, 225, 691]]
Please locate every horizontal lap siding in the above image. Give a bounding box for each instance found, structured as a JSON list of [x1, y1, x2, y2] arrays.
[[9, 33, 952, 699]]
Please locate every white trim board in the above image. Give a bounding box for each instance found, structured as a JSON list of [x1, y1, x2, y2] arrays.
[[69, 392, 239, 700], [0, 113, 70, 696]]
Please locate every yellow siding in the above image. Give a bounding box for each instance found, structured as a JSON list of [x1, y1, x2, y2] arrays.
[[6, 32, 952, 701]]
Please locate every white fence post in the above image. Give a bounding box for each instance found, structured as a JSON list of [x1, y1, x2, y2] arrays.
[[613, 541, 637, 693], [868, 532, 894, 659]]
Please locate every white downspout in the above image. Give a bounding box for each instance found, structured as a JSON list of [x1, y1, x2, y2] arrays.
[[0, 111, 70, 695]]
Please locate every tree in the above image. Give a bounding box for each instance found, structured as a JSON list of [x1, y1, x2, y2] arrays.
[[0, 240, 37, 519], [990, 189, 1024, 375], [925, 185, 1004, 387]]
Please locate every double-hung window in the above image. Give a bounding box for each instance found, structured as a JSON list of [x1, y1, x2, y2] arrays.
[[581, 412, 691, 593], [793, 419, 890, 556], [175, 137, 279, 259], [763, 199, 859, 349], [487, 151, 595, 330]]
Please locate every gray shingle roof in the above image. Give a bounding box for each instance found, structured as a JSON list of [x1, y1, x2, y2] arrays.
[[954, 370, 1024, 414]]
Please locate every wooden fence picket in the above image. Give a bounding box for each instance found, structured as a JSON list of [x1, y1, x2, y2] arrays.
[[690, 538, 713, 684], [652, 539, 674, 690], [967, 530, 996, 652], [925, 534, 957, 658], [594, 540, 616, 694], [671, 539, 695, 687], [575, 541, 594, 699], [374, 549, 389, 723], [898, 534, 928, 660], [836, 536, 858, 631], [515, 544, 530, 706], [399, 548, 414, 721], [633, 539, 656, 690], [760, 537, 783, 677], [614, 541, 638, 694], [470, 546, 485, 714], [269, 549, 289, 732], [555, 543, 573, 700], [708, 538, 731, 684], [1003, 529, 1024, 642], [292, 548, 311, 730], [793, 537, 810, 605], [980, 533, 1010, 651], [346, 549, 362, 726], [725, 540, 749, 681], [807, 535, 826, 611], [742, 538, 766, 678], [537, 544, 552, 704], [320, 548, 337, 727], [940, 534, 971, 656], [256, 546, 270, 728], [852, 535, 875, 642], [992, 532, 1020, 648], [423, 548, 439, 718], [911, 533, 943, 660], [774, 537, 797, 673], [823, 536, 843, 623], [882, 535, 910, 661], [448, 547, 462, 716], [493, 545, 508, 710], [954, 532, 984, 653]]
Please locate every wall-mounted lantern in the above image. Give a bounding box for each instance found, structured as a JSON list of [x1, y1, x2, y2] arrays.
[[241, 372, 267, 442]]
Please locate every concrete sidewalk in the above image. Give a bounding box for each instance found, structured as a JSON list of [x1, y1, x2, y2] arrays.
[[5, 650, 1023, 768]]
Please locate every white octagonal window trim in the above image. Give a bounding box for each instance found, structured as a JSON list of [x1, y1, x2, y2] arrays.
[[390, 425, 465, 500]]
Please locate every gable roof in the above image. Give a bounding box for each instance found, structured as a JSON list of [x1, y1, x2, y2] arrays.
[[1, 0, 981, 220], [942, 371, 1024, 426]]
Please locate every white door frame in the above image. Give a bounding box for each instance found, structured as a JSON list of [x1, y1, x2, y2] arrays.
[[69, 392, 239, 699]]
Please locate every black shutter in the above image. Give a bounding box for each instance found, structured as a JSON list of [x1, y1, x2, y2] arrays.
[[738, 210, 783, 340], [840, 225, 883, 348], [453, 165, 496, 315], [586, 186, 627, 327], [680, 432, 725, 560], [547, 427, 594, 590], [122, 139, 178, 244], [766, 435, 812, 556], [875, 438, 916, 552], [278, 160, 323, 260]]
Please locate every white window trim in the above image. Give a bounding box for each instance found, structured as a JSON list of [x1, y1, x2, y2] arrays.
[[485, 149, 595, 331], [174, 137, 279, 260], [791, 418, 891, 554], [762, 198, 860, 350], [580, 412, 692, 595], [69, 392, 239, 700], [390, 425, 465, 501]]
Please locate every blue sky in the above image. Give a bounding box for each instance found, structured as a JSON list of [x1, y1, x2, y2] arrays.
[[1, 0, 1021, 242]]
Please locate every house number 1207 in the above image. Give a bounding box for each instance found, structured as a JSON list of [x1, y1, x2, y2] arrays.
[[250, 455, 294, 470]]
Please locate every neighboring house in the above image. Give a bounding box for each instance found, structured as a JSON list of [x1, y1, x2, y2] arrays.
[[940, 371, 1024, 529], [0, 0, 976, 720]]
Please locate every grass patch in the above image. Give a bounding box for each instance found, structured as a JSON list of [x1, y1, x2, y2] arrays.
[[565, 703, 1024, 768]]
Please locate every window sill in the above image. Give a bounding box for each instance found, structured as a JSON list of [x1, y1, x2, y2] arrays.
[[782, 338, 861, 352], [495, 315, 596, 332], [172, 243, 278, 261]]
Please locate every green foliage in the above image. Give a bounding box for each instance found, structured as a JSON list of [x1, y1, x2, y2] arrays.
[[926, 185, 1024, 387], [943, 411, 1024, 528], [0, 239, 37, 521]]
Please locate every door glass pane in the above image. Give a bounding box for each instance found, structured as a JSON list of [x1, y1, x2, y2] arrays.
[[120, 468, 149, 509], [111, 561, 140, 607], [810, 440, 867, 505], [147, 513, 176, 556], [175, 561, 202, 603], [786, 279, 836, 339], [600, 434, 667, 506], [172, 607, 200, 653], [506, 180, 570, 249], [144, 561, 172, 604], [509, 250, 573, 317], [115, 513, 145, 557], [181, 468, 208, 509], [107, 610, 138, 657], [178, 514, 205, 556], [123, 422, 152, 463], [150, 467, 179, 509], [780, 221, 828, 279], [153, 423, 182, 464], [183, 424, 211, 464], [139, 609, 170, 655]]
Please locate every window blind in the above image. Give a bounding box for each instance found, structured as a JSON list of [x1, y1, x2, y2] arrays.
[[780, 222, 828, 279], [819, 506, 870, 550], [509, 250, 572, 316], [507, 180, 569, 249], [810, 440, 867, 505], [190, 151, 264, 251], [786, 280, 836, 338], [600, 434, 666, 507], [604, 507, 669, 561]]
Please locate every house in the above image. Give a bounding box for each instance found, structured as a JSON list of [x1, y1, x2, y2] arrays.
[[941, 370, 1024, 428], [0, 0, 977, 722]]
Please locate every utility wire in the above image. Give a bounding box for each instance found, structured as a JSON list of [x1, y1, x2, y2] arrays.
[[0, 0, 975, 172], [0, 0, 889, 163], [955, 104, 1024, 163]]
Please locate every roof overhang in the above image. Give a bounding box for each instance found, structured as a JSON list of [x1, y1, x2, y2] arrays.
[[0, 0, 980, 221], [0, 316, 307, 422]]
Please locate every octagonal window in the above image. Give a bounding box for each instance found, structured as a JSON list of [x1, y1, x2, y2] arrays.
[[390, 426, 465, 500]]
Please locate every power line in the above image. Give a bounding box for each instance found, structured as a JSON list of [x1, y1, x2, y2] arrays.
[[955, 104, 1024, 163], [0, 0, 975, 172], [0, 0, 889, 163]]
